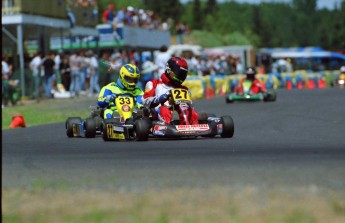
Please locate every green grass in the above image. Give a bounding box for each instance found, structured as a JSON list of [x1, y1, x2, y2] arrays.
[[2, 98, 92, 129], [2, 187, 345, 223]]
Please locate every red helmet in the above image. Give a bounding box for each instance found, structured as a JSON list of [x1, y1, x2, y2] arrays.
[[165, 57, 188, 86]]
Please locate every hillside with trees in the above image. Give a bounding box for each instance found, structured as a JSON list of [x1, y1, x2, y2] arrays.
[[100, 0, 345, 50]]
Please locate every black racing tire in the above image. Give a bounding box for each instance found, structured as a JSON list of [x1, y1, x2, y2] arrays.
[[94, 116, 103, 132], [264, 91, 277, 102], [84, 118, 96, 138], [134, 119, 150, 141], [270, 91, 277, 101], [226, 96, 234, 103], [220, 115, 234, 138], [102, 118, 115, 141], [198, 112, 208, 123], [66, 117, 82, 137]]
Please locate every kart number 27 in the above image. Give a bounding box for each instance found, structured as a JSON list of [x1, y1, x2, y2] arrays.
[[172, 89, 190, 101]]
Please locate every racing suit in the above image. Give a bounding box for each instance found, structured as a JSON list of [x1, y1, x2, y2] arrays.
[[143, 73, 199, 124], [97, 78, 144, 119], [234, 78, 267, 94]]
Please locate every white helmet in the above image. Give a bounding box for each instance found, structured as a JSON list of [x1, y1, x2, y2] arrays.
[[340, 66, 345, 73]]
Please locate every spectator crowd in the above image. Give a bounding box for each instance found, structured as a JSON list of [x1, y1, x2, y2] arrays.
[[2, 45, 248, 108]]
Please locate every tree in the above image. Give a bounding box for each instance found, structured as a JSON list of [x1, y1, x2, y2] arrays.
[[204, 0, 217, 15], [143, 0, 183, 21], [192, 0, 203, 30]]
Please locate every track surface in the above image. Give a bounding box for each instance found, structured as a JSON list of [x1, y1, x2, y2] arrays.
[[3, 88, 345, 191]]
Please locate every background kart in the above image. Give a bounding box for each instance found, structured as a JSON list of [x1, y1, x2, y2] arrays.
[[133, 88, 235, 141], [65, 106, 104, 138], [226, 80, 276, 103]]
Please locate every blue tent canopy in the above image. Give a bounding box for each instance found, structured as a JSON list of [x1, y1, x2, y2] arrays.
[[260, 47, 345, 60]]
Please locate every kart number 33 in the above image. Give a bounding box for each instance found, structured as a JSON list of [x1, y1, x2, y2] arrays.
[[116, 96, 133, 105]]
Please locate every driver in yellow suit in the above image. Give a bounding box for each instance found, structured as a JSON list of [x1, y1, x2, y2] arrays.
[[97, 64, 144, 119]]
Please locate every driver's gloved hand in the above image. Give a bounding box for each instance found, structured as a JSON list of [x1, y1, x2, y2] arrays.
[[155, 92, 170, 104], [105, 93, 116, 103]]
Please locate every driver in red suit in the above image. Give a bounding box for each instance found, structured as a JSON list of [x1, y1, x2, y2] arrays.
[[143, 57, 199, 125], [234, 66, 267, 94]]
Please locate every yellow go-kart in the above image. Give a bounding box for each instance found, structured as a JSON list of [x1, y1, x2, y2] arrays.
[[101, 94, 150, 141]]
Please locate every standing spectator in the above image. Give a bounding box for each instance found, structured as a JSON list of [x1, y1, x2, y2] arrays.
[[42, 52, 55, 98], [69, 50, 82, 97], [87, 50, 100, 97], [2, 55, 13, 107], [114, 7, 126, 39], [140, 56, 158, 89], [109, 51, 123, 82], [176, 21, 185, 44], [59, 54, 71, 91], [29, 51, 42, 100], [102, 3, 116, 24], [80, 50, 89, 94], [154, 45, 171, 80], [235, 57, 244, 74], [98, 51, 113, 87], [53, 51, 62, 91], [126, 6, 135, 26]]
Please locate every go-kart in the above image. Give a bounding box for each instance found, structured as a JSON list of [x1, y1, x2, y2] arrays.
[[226, 80, 276, 103], [65, 106, 104, 138], [101, 94, 150, 141], [133, 88, 235, 141]]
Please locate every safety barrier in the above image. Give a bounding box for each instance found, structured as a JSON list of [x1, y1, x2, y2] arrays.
[[184, 70, 341, 99]]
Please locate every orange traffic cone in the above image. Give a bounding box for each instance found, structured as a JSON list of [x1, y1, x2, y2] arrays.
[[205, 87, 215, 99], [286, 80, 293, 90], [297, 81, 303, 89], [9, 115, 26, 128], [307, 79, 315, 89], [318, 78, 327, 88], [219, 85, 226, 96]]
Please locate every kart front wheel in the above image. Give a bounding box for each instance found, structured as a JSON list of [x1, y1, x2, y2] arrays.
[[134, 119, 150, 141], [84, 118, 96, 138], [66, 117, 82, 137], [264, 91, 276, 102], [220, 115, 234, 138], [102, 118, 117, 141]]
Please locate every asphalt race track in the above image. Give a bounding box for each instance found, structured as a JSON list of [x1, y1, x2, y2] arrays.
[[3, 88, 345, 192]]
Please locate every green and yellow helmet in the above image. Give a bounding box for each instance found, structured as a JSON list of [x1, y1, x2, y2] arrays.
[[119, 64, 140, 90]]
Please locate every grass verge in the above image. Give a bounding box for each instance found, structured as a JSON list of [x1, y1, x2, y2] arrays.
[[2, 98, 92, 130], [2, 186, 345, 223]]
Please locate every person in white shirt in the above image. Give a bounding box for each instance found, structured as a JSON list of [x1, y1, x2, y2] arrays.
[[30, 51, 42, 99], [87, 51, 100, 97], [154, 45, 171, 80], [2, 55, 13, 107], [140, 56, 158, 89]]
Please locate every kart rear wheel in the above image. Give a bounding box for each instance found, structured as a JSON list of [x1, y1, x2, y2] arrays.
[[220, 115, 234, 138], [94, 116, 103, 132], [198, 112, 208, 124], [66, 117, 82, 137], [264, 91, 276, 102], [226, 96, 234, 103], [134, 119, 149, 141], [84, 118, 96, 138]]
